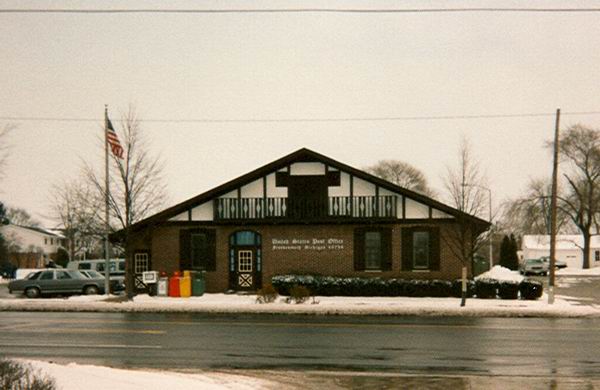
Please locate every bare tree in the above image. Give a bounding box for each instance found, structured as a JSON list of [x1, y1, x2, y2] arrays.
[[85, 106, 167, 298], [49, 177, 104, 261], [442, 138, 490, 306], [555, 124, 600, 269], [5, 207, 41, 227], [0, 124, 14, 181], [365, 160, 434, 196], [502, 178, 572, 237]]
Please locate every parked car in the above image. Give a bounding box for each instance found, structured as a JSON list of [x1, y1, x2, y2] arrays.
[[67, 259, 126, 283], [539, 256, 568, 269], [80, 270, 125, 292], [8, 269, 117, 298], [519, 258, 549, 276]]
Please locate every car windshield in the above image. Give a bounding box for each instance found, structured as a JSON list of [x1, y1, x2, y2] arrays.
[[26, 271, 41, 280], [527, 259, 543, 264]]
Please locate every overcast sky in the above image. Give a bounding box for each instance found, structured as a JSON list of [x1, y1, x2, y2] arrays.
[[1, 0, 600, 226]]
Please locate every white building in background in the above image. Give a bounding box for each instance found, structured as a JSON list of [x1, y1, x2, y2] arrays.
[[0, 224, 66, 268], [521, 235, 600, 269]]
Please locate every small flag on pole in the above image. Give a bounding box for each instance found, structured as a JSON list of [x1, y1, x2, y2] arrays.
[[106, 118, 124, 159]]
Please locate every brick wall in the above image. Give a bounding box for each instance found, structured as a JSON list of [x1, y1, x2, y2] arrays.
[[145, 222, 473, 293]]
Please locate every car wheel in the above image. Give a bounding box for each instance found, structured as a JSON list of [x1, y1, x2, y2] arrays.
[[25, 287, 40, 299], [83, 285, 99, 295]]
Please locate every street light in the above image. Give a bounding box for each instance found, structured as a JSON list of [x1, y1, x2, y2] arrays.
[[462, 183, 493, 271]]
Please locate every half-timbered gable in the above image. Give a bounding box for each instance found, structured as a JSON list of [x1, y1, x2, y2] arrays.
[[123, 148, 489, 293], [162, 150, 458, 224]]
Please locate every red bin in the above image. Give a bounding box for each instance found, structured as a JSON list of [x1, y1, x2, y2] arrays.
[[169, 271, 181, 297]]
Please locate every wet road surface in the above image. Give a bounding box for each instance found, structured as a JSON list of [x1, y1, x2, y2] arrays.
[[1, 311, 600, 379]]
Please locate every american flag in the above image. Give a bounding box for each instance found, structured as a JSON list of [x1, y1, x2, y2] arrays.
[[106, 118, 124, 159]]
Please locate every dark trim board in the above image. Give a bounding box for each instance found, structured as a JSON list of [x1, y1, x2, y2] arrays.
[[159, 218, 458, 228]]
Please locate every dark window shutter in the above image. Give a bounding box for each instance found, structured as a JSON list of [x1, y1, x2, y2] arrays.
[[429, 227, 440, 271], [401, 227, 413, 271], [206, 229, 217, 271], [354, 228, 365, 271], [381, 228, 392, 271], [179, 230, 191, 270]]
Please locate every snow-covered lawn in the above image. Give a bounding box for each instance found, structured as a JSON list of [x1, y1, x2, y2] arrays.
[[25, 360, 272, 390], [0, 290, 598, 317], [557, 266, 600, 276]]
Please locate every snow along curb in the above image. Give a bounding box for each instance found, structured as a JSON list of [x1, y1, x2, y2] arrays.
[[1, 294, 599, 318]]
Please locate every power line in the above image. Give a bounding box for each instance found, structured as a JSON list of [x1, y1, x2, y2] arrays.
[[2, 7, 600, 14], [2, 111, 600, 124]]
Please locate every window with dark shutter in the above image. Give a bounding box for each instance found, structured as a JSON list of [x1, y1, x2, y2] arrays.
[[180, 229, 216, 271], [354, 227, 392, 271], [401, 226, 440, 271]]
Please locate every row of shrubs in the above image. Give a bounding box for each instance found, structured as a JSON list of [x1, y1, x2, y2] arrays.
[[270, 275, 543, 300]]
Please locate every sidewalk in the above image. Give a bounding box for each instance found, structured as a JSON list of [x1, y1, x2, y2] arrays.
[[1, 292, 599, 318]]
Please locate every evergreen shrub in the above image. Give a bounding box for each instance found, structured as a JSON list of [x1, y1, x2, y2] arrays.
[[519, 280, 544, 300], [450, 279, 475, 298], [498, 281, 520, 299], [475, 279, 499, 299], [270, 275, 542, 300]]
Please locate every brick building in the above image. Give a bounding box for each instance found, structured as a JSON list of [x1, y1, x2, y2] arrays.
[[123, 148, 489, 293]]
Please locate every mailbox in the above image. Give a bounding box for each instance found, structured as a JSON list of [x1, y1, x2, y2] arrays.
[[142, 271, 159, 284]]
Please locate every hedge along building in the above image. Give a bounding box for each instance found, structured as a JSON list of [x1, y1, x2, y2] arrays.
[[121, 148, 490, 293]]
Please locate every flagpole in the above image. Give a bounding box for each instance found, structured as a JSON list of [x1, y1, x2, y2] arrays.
[[104, 105, 111, 296]]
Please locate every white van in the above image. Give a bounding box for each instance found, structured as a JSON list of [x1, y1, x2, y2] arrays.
[[66, 259, 125, 281]]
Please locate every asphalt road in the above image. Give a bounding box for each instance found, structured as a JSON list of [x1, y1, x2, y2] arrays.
[[1, 312, 600, 379]]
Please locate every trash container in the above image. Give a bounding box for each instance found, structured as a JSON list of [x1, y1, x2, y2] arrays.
[[169, 271, 181, 297], [191, 271, 205, 297], [148, 283, 158, 296], [157, 271, 169, 297], [179, 270, 192, 298]]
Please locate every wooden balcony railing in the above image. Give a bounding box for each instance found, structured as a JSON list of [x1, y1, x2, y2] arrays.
[[215, 195, 397, 220]]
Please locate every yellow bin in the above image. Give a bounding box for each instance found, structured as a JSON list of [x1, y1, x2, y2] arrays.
[[179, 270, 192, 297]]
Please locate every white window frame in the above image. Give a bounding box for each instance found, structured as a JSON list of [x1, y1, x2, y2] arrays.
[[134, 253, 149, 274], [238, 250, 253, 272]]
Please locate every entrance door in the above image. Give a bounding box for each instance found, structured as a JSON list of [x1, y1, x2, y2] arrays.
[[236, 248, 256, 290]]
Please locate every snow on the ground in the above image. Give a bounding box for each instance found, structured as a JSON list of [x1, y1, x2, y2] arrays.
[[557, 266, 600, 276], [475, 265, 524, 283], [25, 360, 272, 390], [1, 291, 599, 318]]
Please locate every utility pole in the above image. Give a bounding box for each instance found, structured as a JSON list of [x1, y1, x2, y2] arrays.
[[548, 108, 560, 304]]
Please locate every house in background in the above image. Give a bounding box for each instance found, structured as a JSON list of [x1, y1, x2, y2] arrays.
[[0, 224, 66, 268], [521, 235, 600, 269], [118, 148, 490, 293]]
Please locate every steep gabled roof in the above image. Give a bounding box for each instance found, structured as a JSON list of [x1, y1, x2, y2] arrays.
[[125, 148, 490, 232]]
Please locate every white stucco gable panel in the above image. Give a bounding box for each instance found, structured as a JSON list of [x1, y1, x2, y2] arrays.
[[353, 177, 376, 196], [168, 202, 214, 221], [169, 211, 189, 221], [191, 202, 213, 221], [241, 179, 263, 198], [405, 198, 429, 219], [289, 162, 326, 176], [266, 173, 287, 197], [431, 208, 453, 219], [220, 190, 237, 199], [328, 171, 351, 197]]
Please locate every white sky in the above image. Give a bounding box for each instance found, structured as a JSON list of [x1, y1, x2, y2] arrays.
[[1, 0, 600, 226]]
